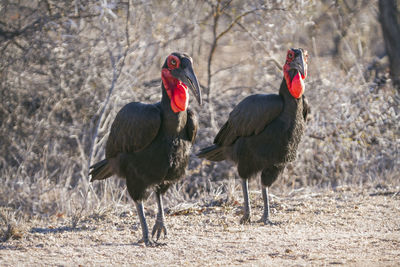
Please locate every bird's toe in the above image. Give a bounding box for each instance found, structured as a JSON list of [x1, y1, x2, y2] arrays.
[[239, 215, 251, 224], [138, 237, 165, 247], [258, 216, 279, 226], [144, 239, 156, 247], [152, 221, 168, 240], [147, 240, 166, 247]]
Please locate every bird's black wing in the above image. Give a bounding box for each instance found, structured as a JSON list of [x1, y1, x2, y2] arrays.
[[105, 102, 161, 158], [302, 95, 310, 121], [214, 94, 283, 146], [186, 108, 198, 144]]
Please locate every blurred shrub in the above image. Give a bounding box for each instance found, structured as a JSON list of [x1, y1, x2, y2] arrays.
[[0, 0, 398, 217]]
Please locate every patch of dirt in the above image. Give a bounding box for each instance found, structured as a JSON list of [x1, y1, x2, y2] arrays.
[[1, 187, 399, 266]]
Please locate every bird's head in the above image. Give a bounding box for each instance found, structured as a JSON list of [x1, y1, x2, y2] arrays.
[[283, 48, 308, 99], [161, 52, 202, 113]]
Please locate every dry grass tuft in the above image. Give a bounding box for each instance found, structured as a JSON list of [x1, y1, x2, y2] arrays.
[[0, 0, 398, 225], [0, 208, 25, 242]]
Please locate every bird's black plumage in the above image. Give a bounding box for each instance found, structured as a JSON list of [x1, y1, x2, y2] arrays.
[[90, 52, 201, 246], [197, 48, 310, 224]]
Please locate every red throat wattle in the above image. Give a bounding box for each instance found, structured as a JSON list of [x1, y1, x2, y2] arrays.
[[287, 72, 304, 99], [284, 68, 305, 99], [161, 68, 189, 113]]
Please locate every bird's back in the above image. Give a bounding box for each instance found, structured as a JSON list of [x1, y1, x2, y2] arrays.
[[229, 92, 306, 178], [106, 102, 197, 187]]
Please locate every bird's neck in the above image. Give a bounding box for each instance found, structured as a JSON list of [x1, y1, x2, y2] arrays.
[[279, 78, 302, 121], [284, 70, 304, 99], [161, 85, 188, 135], [161, 68, 189, 113]]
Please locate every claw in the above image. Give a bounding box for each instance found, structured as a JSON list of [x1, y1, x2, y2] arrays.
[[257, 216, 279, 226], [240, 214, 251, 224], [151, 219, 168, 240], [138, 237, 166, 247], [138, 237, 154, 246], [263, 220, 274, 225], [257, 217, 272, 225], [153, 192, 168, 241]]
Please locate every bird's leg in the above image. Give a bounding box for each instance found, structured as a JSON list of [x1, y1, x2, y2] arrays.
[[261, 185, 273, 225], [240, 179, 251, 224], [151, 191, 167, 240], [134, 201, 155, 246]]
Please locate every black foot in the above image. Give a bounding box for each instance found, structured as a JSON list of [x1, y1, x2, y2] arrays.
[[138, 237, 166, 247], [240, 214, 251, 224], [257, 216, 279, 226], [151, 220, 167, 241]]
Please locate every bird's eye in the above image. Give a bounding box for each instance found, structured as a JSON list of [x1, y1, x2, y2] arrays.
[[288, 53, 293, 59], [167, 55, 180, 69]]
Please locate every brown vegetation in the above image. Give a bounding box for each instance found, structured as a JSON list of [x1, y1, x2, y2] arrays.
[[1, 186, 399, 265], [0, 0, 399, 264]]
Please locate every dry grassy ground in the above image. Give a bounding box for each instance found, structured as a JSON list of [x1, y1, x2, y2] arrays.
[[1, 185, 399, 266], [1, 1, 399, 266]]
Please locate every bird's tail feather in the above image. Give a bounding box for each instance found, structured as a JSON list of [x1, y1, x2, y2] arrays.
[[196, 145, 225, 162], [89, 159, 113, 182]]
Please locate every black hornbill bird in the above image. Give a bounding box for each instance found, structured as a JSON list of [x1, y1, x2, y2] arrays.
[[197, 48, 309, 224], [89, 52, 202, 246]]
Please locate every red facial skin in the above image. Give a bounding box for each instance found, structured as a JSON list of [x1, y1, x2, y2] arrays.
[[161, 55, 189, 113], [283, 50, 308, 99]]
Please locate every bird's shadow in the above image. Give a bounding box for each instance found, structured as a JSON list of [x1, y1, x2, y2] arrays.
[[30, 226, 167, 248], [0, 244, 26, 250], [99, 240, 167, 248], [98, 241, 143, 247], [262, 221, 284, 226], [30, 225, 93, 234], [253, 219, 284, 226]]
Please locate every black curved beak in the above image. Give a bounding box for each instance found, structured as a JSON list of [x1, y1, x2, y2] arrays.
[[173, 65, 202, 105], [289, 54, 305, 78]]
